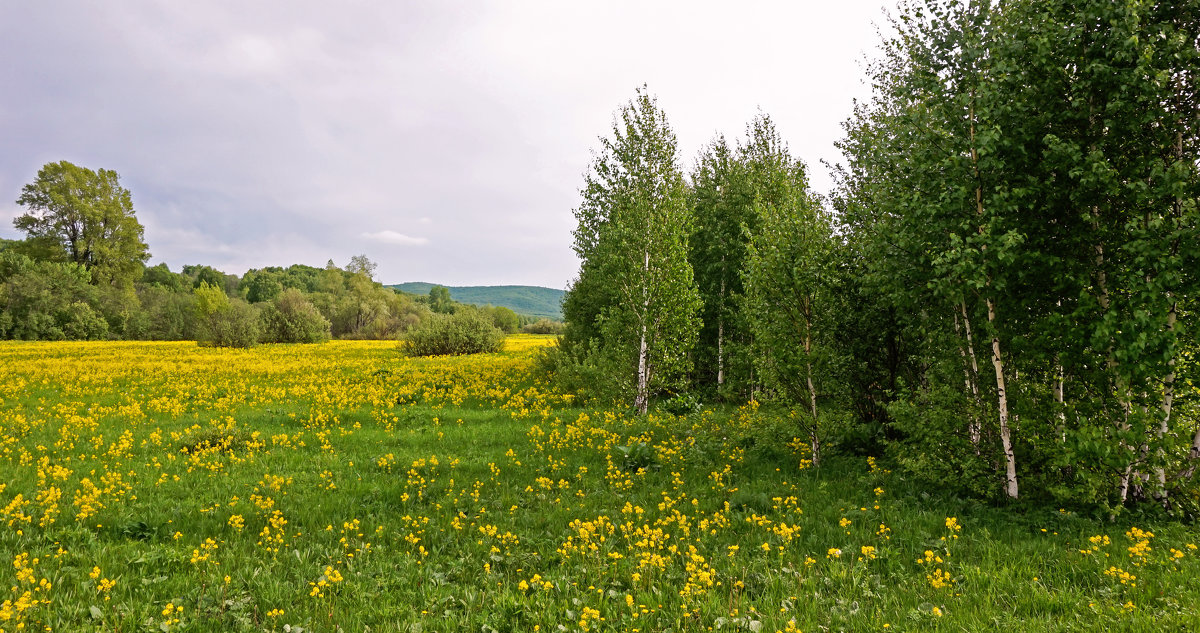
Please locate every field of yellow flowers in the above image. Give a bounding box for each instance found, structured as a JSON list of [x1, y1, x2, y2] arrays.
[[1, 335, 1197, 632]]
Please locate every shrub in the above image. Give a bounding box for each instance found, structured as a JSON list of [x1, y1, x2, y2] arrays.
[[260, 289, 331, 343], [489, 306, 520, 333], [403, 308, 504, 356], [522, 318, 565, 335], [195, 283, 260, 348], [62, 301, 110, 340], [661, 392, 702, 416], [534, 338, 628, 406]]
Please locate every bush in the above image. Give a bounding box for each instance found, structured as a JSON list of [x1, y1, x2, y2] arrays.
[[62, 301, 110, 340], [195, 283, 260, 348], [522, 318, 565, 335], [661, 392, 702, 416], [534, 338, 628, 406], [403, 308, 504, 356], [260, 289, 331, 343], [488, 306, 520, 333]]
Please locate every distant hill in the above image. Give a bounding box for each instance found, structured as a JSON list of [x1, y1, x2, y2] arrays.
[[389, 282, 565, 320]]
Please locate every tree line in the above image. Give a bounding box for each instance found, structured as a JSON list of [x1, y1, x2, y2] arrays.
[[554, 0, 1199, 513], [1, 162, 535, 347]]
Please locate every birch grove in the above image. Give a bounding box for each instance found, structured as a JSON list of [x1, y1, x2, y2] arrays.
[[556, 1, 1198, 512]]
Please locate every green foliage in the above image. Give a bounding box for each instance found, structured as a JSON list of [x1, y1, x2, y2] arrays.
[[521, 318, 565, 335], [240, 269, 284, 303], [834, 0, 1200, 508], [661, 392, 702, 416], [13, 160, 150, 288], [132, 285, 196, 340], [141, 262, 187, 292], [487, 305, 520, 334], [259, 288, 331, 344], [315, 271, 428, 340], [560, 86, 702, 413], [614, 441, 659, 472], [428, 285, 455, 314], [184, 264, 238, 295], [403, 307, 505, 356], [690, 114, 805, 399], [194, 282, 259, 348], [743, 156, 840, 464], [0, 252, 108, 340], [886, 381, 997, 499], [532, 340, 629, 406], [346, 254, 377, 280]]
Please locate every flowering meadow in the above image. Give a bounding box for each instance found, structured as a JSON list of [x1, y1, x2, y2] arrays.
[[0, 335, 1197, 632]]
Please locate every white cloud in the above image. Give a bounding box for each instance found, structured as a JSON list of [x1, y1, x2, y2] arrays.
[[361, 230, 429, 246], [0, 0, 897, 288]]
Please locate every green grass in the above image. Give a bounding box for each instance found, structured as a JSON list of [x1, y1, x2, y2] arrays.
[[0, 339, 1197, 632]]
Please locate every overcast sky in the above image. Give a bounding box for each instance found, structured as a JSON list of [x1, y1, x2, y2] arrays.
[[0, 1, 896, 289]]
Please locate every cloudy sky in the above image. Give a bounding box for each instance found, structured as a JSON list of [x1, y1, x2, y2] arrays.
[[0, 1, 895, 289]]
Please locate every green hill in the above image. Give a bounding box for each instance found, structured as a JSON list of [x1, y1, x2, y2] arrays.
[[389, 282, 564, 320]]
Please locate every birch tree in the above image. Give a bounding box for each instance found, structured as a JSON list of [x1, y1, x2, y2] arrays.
[[691, 136, 747, 394], [744, 164, 835, 465], [561, 87, 701, 414], [837, 0, 1199, 508]]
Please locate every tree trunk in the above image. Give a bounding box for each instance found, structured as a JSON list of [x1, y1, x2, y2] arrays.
[[634, 249, 651, 415], [968, 88, 1017, 500], [1054, 359, 1066, 442], [717, 276, 726, 386], [805, 321, 820, 467], [957, 302, 983, 448], [987, 297, 1019, 499]]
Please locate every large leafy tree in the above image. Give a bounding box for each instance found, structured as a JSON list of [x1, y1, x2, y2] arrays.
[[561, 87, 701, 414], [14, 161, 150, 288]]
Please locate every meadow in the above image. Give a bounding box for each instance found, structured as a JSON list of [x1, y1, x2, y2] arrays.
[[0, 335, 1197, 632]]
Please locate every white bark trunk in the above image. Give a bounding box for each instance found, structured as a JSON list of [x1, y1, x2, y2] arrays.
[[1157, 129, 1184, 504], [717, 277, 725, 386], [1054, 360, 1066, 442], [805, 324, 820, 467], [987, 297, 1018, 499], [1153, 302, 1177, 503], [634, 249, 651, 415], [1117, 399, 1135, 504], [957, 302, 983, 447]]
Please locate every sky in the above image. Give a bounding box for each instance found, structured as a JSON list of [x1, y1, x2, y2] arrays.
[[0, 1, 896, 289]]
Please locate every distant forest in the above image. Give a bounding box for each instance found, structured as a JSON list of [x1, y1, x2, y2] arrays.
[[388, 283, 564, 320], [0, 161, 560, 345]]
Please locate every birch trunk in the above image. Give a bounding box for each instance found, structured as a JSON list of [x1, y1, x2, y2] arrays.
[[1155, 127, 1185, 502], [634, 249, 651, 415], [987, 297, 1018, 499], [958, 302, 983, 447], [805, 319, 820, 467], [1054, 360, 1066, 442], [717, 276, 725, 386], [969, 89, 1017, 499]]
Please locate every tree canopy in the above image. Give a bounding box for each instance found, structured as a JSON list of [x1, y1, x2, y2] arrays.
[[14, 161, 149, 288]]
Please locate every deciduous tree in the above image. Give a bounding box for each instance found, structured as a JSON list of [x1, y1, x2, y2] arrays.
[[14, 161, 149, 288]]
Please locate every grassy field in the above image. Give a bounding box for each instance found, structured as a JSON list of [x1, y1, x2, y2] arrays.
[[0, 335, 1197, 632]]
